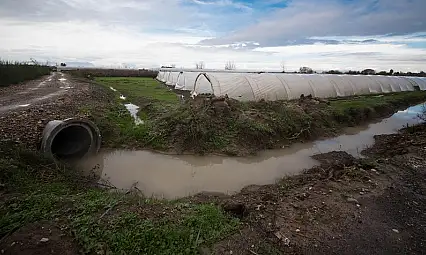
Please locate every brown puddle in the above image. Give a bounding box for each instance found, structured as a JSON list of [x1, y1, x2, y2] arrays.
[[78, 104, 424, 199]]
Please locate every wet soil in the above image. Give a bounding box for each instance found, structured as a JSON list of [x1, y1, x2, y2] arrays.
[[1, 125, 425, 254], [205, 124, 426, 254], [0, 73, 112, 150]]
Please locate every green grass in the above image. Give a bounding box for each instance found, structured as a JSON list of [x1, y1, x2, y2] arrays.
[[329, 92, 426, 112], [0, 60, 51, 87], [80, 79, 178, 150], [95, 77, 179, 105], [0, 145, 239, 254]]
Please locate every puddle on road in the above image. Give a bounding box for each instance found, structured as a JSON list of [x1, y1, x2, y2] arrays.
[[124, 103, 144, 125], [78, 104, 424, 199]]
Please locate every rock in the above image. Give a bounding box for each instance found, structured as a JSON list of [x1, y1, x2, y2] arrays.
[[284, 238, 290, 246], [392, 229, 399, 233], [371, 169, 379, 174], [274, 231, 283, 240], [346, 198, 360, 204], [274, 231, 290, 246], [40, 238, 49, 243]]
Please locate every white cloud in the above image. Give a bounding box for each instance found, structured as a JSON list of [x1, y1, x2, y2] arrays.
[[201, 0, 426, 46], [0, 0, 425, 71], [189, 0, 252, 11]]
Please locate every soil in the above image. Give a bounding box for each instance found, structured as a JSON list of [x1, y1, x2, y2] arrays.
[[203, 124, 426, 255], [0, 222, 79, 255], [0, 72, 111, 150]]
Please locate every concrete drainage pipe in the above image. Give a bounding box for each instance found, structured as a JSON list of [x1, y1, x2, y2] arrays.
[[41, 118, 101, 160]]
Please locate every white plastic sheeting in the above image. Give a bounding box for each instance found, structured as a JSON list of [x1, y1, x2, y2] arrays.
[[155, 71, 426, 101], [406, 77, 426, 90]]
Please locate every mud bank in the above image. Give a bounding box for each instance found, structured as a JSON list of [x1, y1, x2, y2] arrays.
[[79, 103, 423, 198]]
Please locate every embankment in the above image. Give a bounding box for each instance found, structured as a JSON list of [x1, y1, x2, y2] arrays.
[[89, 76, 426, 155]]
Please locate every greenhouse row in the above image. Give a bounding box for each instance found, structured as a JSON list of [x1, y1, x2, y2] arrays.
[[156, 71, 426, 101]]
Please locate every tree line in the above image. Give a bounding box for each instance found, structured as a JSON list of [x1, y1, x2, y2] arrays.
[[322, 69, 426, 77]]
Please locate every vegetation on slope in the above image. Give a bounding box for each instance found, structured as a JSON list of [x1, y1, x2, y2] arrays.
[[89, 77, 426, 155], [0, 60, 51, 87]]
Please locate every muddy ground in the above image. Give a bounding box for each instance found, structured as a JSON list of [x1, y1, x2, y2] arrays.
[[201, 125, 426, 255], [1, 125, 425, 254], [1, 76, 425, 254], [0, 72, 111, 150]]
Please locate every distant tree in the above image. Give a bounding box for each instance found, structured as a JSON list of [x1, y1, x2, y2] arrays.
[[389, 69, 394, 75], [225, 61, 236, 70], [195, 61, 205, 69], [299, 66, 313, 74], [324, 70, 342, 74], [170, 64, 176, 68], [377, 71, 387, 75], [60, 63, 66, 67], [361, 69, 375, 75]]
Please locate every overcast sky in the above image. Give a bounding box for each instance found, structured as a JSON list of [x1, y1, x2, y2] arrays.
[[1, 0, 425, 71]]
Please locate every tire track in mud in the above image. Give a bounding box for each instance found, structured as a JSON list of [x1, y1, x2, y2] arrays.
[[0, 72, 73, 114]]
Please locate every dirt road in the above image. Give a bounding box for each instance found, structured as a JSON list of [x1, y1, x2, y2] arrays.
[[0, 73, 109, 150], [0, 72, 73, 113]]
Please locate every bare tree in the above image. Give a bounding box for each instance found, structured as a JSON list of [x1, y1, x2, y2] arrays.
[[195, 61, 205, 69], [225, 61, 236, 70], [280, 61, 286, 73]]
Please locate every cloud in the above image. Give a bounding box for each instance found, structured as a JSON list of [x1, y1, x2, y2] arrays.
[[188, 0, 252, 11], [201, 0, 426, 46], [0, 0, 425, 71]]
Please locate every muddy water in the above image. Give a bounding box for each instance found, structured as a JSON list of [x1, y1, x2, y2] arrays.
[[79, 104, 424, 199]]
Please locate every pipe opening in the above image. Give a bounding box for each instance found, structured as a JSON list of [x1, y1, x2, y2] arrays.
[[51, 125, 92, 160]]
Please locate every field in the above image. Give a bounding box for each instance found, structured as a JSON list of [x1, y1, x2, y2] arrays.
[[0, 60, 51, 87], [1, 74, 426, 254]]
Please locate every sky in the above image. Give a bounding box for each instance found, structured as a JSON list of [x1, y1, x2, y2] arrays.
[[0, 0, 425, 71]]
